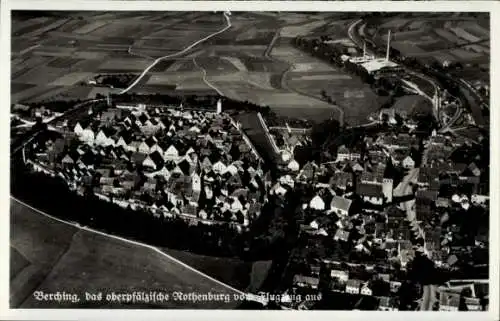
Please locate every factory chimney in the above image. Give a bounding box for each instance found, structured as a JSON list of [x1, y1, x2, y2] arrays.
[[385, 30, 391, 62]]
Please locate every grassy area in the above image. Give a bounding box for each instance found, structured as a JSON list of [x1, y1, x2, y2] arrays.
[[162, 248, 253, 291], [10, 199, 241, 308]]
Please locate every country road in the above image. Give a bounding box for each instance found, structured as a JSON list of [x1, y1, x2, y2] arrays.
[[192, 57, 225, 96], [119, 12, 232, 95]]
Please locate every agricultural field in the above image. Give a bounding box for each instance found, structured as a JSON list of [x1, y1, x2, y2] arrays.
[[391, 95, 433, 118], [10, 199, 241, 309], [371, 14, 490, 69], [12, 11, 377, 125]]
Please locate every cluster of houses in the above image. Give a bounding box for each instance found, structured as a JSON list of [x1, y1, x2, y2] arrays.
[[30, 104, 270, 227], [264, 119, 488, 310], [25, 98, 488, 311], [437, 281, 487, 311], [412, 132, 489, 271]]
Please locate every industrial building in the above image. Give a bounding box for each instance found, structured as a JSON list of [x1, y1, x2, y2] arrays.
[[345, 30, 403, 80]]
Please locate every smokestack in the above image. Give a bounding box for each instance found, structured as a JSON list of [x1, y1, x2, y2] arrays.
[[386, 30, 391, 62], [363, 41, 366, 58]]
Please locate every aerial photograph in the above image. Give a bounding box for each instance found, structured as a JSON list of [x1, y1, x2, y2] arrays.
[[10, 11, 490, 311]]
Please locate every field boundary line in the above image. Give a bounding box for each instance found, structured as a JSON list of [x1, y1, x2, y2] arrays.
[[119, 12, 232, 94], [10, 197, 245, 296], [192, 57, 225, 96]]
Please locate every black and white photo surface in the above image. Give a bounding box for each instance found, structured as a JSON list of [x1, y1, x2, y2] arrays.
[[9, 8, 491, 312]]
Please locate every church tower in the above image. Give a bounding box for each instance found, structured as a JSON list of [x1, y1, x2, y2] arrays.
[[106, 92, 112, 107], [216, 99, 222, 114]]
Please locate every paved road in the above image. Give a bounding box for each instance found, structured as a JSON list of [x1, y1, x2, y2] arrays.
[[394, 168, 419, 222], [119, 12, 232, 95]]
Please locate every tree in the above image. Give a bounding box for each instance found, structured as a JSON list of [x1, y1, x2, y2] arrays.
[[320, 90, 327, 101]]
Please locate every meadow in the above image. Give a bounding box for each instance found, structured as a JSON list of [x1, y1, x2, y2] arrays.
[[11, 198, 243, 309]]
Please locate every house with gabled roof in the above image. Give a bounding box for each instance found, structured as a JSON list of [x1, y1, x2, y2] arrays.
[[402, 155, 415, 169], [61, 154, 75, 166], [293, 275, 319, 289], [164, 145, 179, 161], [79, 127, 95, 145], [331, 269, 349, 282], [378, 296, 396, 311], [418, 166, 440, 189], [336, 145, 361, 162], [329, 196, 352, 217], [439, 292, 461, 311], [74, 122, 85, 135], [212, 160, 227, 174], [345, 279, 362, 294], [334, 229, 350, 242], [297, 161, 317, 181], [309, 195, 326, 211], [287, 159, 300, 172], [357, 183, 384, 205]]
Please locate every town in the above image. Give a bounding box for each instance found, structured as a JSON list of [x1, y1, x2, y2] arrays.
[[10, 11, 490, 311]]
